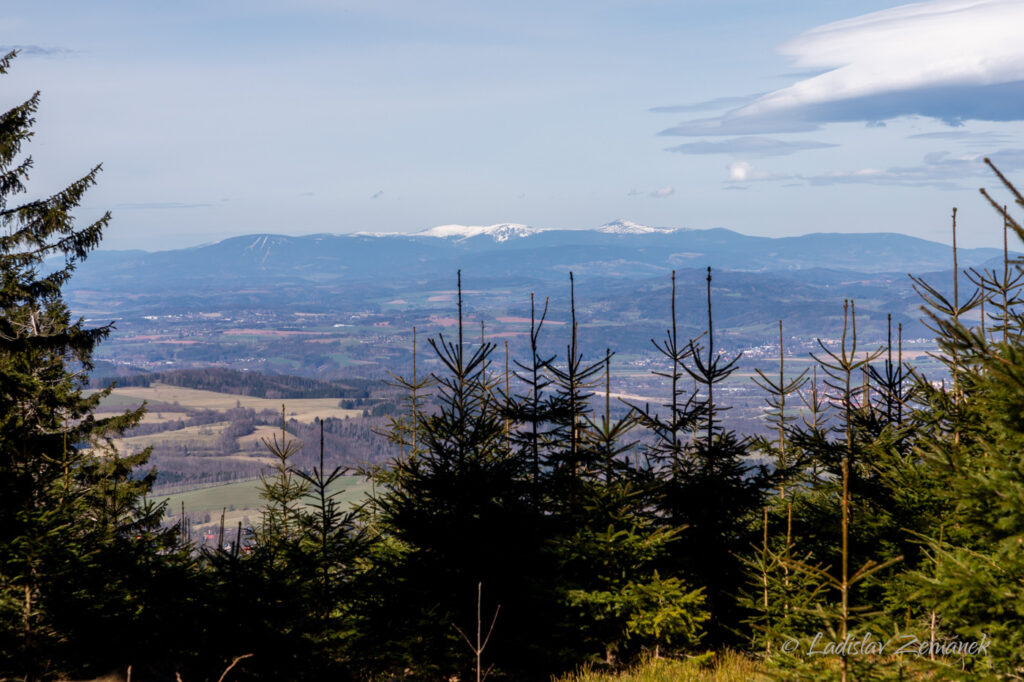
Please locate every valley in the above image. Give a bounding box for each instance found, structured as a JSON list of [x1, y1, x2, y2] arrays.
[[78, 223, 963, 519]]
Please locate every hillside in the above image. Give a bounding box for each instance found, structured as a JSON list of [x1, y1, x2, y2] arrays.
[[68, 225, 1007, 294]]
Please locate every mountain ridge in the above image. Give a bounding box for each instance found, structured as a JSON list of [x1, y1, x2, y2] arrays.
[[70, 224, 1010, 295]]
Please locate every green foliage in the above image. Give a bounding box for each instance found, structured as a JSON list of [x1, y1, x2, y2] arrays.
[[0, 49, 188, 679], [294, 420, 368, 669], [362, 272, 712, 677], [562, 483, 705, 663], [621, 572, 708, 654], [6, 49, 1024, 679], [911, 329, 1024, 676], [360, 272, 549, 677], [257, 405, 309, 549], [628, 269, 777, 646]]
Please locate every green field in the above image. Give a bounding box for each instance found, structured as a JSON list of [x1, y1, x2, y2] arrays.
[[160, 475, 373, 528]]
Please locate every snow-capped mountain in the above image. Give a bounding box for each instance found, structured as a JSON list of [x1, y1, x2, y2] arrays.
[[596, 219, 677, 235], [71, 223, 1012, 296], [412, 220, 679, 239], [412, 223, 540, 242]]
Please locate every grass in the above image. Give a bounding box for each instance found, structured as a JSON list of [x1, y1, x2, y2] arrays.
[[89, 390, 186, 414], [237, 424, 299, 449], [136, 412, 191, 424], [160, 475, 372, 517], [557, 652, 766, 682], [119, 420, 229, 448], [100, 381, 363, 421]]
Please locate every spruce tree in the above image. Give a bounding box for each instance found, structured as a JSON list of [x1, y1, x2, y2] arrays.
[[777, 300, 909, 680], [740, 322, 823, 657], [0, 50, 171, 678], [910, 164, 1024, 677], [630, 268, 775, 646], [360, 271, 553, 678], [504, 292, 560, 495], [257, 405, 309, 551], [197, 409, 367, 681], [545, 273, 610, 487]]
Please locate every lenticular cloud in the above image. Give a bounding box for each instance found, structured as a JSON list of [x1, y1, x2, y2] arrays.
[[661, 0, 1024, 136]]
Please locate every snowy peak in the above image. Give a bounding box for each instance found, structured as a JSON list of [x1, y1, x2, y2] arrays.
[[413, 223, 540, 242], [597, 219, 677, 235]]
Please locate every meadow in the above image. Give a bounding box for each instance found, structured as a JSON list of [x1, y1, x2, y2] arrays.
[[98, 381, 364, 421], [159, 475, 373, 540]]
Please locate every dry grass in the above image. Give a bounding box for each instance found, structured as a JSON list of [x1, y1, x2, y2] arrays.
[[137, 412, 189, 424], [556, 652, 767, 682], [236, 424, 293, 450], [101, 382, 363, 421], [118, 421, 229, 448]]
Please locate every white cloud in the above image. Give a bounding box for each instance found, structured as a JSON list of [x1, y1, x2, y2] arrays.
[[754, 0, 1024, 115], [726, 161, 790, 183], [729, 162, 752, 182], [662, 0, 1024, 136], [628, 186, 676, 198]]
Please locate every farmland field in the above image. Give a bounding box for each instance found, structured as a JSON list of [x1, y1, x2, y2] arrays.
[[162, 475, 371, 515], [161, 475, 374, 533], [96, 382, 364, 421], [84, 378, 391, 491], [119, 421, 230, 448]]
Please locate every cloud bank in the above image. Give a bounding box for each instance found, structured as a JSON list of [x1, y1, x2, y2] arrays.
[[649, 95, 762, 114], [113, 202, 215, 210], [0, 44, 75, 57], [725, 148, 1024, 189], [667, 136, 837, 157], [661, 0, 1024, 137]]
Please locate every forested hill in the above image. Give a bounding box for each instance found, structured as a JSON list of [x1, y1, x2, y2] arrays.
[[69, 225, 1011, 291], [90, 367, 375, 399]]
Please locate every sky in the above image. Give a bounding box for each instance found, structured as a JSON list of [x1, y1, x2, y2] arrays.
[[3, 0, 1024, 251]]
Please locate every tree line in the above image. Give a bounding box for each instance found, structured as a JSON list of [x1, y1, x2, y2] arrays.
[[3, 50, 1024, 680]]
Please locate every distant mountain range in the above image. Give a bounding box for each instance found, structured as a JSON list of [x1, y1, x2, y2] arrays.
[[66, 221, 1006, 380], [71, 221, 1007, 293]]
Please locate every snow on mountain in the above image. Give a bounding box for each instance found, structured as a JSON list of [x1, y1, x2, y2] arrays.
[[413, 223, 540, 242], [597, 219, 677, 235], [356, 220, 685, 240]]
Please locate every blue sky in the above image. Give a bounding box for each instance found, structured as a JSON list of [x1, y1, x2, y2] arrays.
[[3, 0, 1023, 250]]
